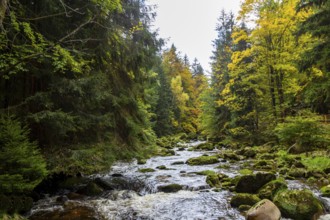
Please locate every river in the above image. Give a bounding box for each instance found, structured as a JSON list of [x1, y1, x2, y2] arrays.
[[27, 141, 330, 220]]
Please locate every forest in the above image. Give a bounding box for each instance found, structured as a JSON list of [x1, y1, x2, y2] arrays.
[[0, 0, 329, 218]]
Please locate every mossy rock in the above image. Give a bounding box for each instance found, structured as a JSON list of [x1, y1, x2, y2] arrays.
[[230, 193, 261, 208], [206, 174, 221, 188], [156, 165, 168, 170], [235, 172, 276, 193], [273, 189, 324, 220], [257, 179, 288, 200], [253, 160, 274, 170], [186, 155, 219, 166], [223, 152, 240, 161], [137, 158, 147, 165], [307, 170, 326, 179], [158, 184, 183, 193], [287, 168, 307, 178], [216, 164, 230, 169], [238, 169, 253, 175], [194, 142, 214, 151], [77, 182, 104, 196], [320, 185, 330, 197], [171, 161, 185, 165], [257, 153, 276, 160], [138, 168, 155, 173], [195, 170, 217, 176], [236, 148, 257, 158], [238, 204, 251, 212]]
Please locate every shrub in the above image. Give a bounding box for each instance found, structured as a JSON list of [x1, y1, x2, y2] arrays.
[[275, 111, 329, 152]]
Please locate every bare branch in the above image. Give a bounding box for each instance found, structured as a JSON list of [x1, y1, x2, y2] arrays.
[[59, 16, 95, 42]]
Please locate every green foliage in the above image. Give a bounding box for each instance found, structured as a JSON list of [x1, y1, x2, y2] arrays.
[[275, 111, 330, 151], [0, 116, 47, 194], [301, 156, 330, 172]]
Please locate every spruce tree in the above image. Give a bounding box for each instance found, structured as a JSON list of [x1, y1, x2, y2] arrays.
[[0, 116, 47, 194]]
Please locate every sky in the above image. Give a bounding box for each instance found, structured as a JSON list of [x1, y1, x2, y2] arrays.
[[146, 0, 242, 73]]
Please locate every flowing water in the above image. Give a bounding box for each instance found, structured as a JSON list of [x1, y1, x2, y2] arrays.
[[27, 141, 330, 220]]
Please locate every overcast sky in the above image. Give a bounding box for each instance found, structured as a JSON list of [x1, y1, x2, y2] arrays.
[[146, 0, 242, 73]]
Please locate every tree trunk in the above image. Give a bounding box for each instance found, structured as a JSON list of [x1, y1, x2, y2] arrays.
[[0, 0, 7, 31], [269, 65, 277, 121], [275, 70, 285, 121]]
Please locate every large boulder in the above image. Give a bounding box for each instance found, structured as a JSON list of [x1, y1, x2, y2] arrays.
[[273, 189, 324, 220], [235, 173, 276, 193], [230, 193, 261, 208], [257, 179, 288, 200], [246, 199, 281, 220]]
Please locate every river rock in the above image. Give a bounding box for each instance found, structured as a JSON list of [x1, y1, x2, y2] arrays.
[[287, 167, 307, 178], [246, 199, 281, 220], [320, 185, 330, 197], [235, 172, 276, 193], [29, 203, 98, 220], [76, 182, 104, 196], [230, 193, 261, 208], [236, 148, 257, 158], [257, 179, 287, 200], [273, 189, 324, 220], [206, 174, 221, 188], [158, 184, 183, 193], [194, 142, 214, 151], [138, 168, 155, 173], [67, 192, 84, 200], [186, 155, 219, 165], [94, 178, 114, 191], [171, 161, 185, 165]]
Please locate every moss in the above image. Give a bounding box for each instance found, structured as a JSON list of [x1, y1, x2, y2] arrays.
[[206, 174, 221, 188], [137, 158, 147, 164], [230, 193, 261, 208], [138, 168, 155, 173], [258, 179, 288, 200], [273, 189, 324, 220], [186, 155, 219, 166], [238, 204, 251, 212], [158, 184, 183, 193], [320, 185, 330, 197], [156, 165, 168, 170], [195, 170, 217, 176], [223, 152, 240, 161], [171, 161, 184, 165], [194, 142, 214, 151], [235, 173, 276, 193], [238, 169, 253, 175], [216, 164, 230, 169]]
